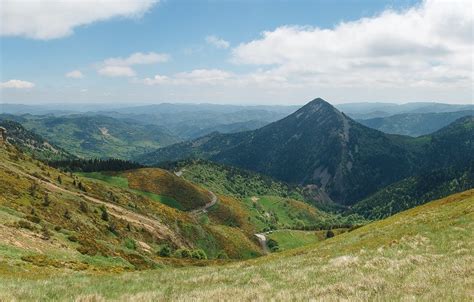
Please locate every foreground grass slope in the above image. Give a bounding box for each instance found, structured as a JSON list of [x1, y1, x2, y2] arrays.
[[1, 189, 472, 301]]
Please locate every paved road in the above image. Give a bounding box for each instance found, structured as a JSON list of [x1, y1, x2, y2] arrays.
[[174, 169, 218, 215]]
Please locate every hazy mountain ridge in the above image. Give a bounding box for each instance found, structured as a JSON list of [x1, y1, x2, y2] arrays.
[[0, 114, 179, 159], [0, 119, 74, 161], [138, 99, 473, 206], [358, 110, 473, 136]]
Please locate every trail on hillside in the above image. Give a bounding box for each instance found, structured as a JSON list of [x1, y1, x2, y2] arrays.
[[1, 161, 187, 247]]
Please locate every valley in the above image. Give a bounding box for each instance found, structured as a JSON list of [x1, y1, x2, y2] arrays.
[[0, 98, 472, 301]]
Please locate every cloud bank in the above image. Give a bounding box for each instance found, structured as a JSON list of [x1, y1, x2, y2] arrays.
[[1, 0, 159, 40]]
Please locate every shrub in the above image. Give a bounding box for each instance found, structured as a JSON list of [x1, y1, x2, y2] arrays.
[[191, 249, 207, 260], [64, 210, 72, 220], [159, 245, 171, 257], [26, 215, 41, 224], [174, 248, 192, 258], [41, 226, 51, 240], [79, 201, 89, 213], [107, 222, 118, 235], [67, 235, 78, 242], [100, 206, 109, 221], [124, 238, 136, 250], [16, 220, 35, 230], [326, 230, 335, 238], [42, 194, 50, 206], [217, 251, 229, 259], [267, 238, 279, 252]]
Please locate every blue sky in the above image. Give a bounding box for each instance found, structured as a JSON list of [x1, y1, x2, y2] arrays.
[[0, 0, 471, 105]]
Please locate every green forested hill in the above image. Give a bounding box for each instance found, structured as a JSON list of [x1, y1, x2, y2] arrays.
[[358, 110, 473, 136], [1, 114, 179, 159], [0, 119, 74, 161], [138, 99, 473, 207]]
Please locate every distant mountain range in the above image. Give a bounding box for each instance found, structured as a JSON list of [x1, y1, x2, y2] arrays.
[[336, 102, 473, 120], [357, 110, 473, 136], [138, 98, 474, 206]]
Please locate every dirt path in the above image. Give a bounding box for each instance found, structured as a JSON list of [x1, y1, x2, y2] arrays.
[[1, 162, 186, 247]]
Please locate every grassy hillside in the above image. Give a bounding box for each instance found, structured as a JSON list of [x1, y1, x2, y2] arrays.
[[266, 228, 348, 252], [0, 143, 263, 268], [353, 164, 474, 219], [81, 168, 212, 211], [161, 160, 365, 231], [1, 189, 472, 301], [161, 159, 304, 200]]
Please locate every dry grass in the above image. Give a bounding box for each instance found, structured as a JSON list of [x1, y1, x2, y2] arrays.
[[0, 189, 472, 301]]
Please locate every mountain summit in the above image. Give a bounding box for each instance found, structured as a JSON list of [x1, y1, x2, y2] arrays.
[[138, 98, 471, 205]]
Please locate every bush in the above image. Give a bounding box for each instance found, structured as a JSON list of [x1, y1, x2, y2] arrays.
[[63, 210, 72, 220], [100, 206, 109, 221], [159, 245, 171, 257], [79, 201, 89, 213], [267, 238, 279, 252], [42, 194, 50, 206], [16, 220, 35, 230], [124, 238, 136, 250], [191, 249, 207, 260], [67, 235, 78, 242], [174, 248, 192, 258], [26, 215, 41, 224], [217, 251, 229, 259], [326, 230, 335, 238]]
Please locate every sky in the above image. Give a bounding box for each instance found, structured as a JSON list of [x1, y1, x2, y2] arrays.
[[0, 0, 472, 105]]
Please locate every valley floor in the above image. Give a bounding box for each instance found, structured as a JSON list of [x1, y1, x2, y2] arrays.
[[1, 190, 473, 301]]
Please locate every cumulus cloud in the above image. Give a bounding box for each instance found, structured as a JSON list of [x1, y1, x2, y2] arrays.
[[98, 52, 169, 77], [0, 0, 159, 40], [231, 0, 473, 90], [104, 52, 169, 66], [65, 70, 84, 79], [206, 35, 230, 49], [143, 69, 233, 85], [0, 79, 35, 89], [98, 66, 136, 77]]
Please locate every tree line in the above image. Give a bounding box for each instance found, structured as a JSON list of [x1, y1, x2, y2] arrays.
[[49, 158, 144, 172]]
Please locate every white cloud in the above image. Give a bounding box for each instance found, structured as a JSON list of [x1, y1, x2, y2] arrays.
[[65, 70, 84, 79], [0, 79, 35, 89], [98, 52, 169, 77], [231, 0, 473, 90], [104, 52, 169, 66], [143, 69, 233, 85], [98, 66, 136, 77], [0, 0, 159, 40], [143, 74, 169, 85], [206, 35, 230, 49]]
